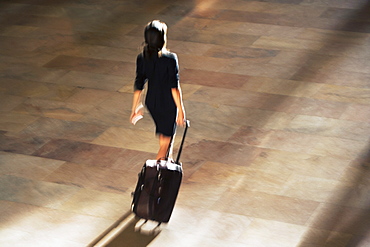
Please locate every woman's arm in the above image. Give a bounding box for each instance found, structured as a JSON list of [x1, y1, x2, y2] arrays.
[[171, 86, 186, 127], [130, 90, 143, 124]]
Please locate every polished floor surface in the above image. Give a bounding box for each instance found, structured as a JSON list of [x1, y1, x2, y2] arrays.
[[0, 0, 370, 246]]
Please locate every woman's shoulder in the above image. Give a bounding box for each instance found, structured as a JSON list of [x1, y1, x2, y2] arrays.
[[162, 50, 178, 60], [137, 53, 144, 59]]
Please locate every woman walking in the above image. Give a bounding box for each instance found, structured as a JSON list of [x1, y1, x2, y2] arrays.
[[130, 20, 186, 160]]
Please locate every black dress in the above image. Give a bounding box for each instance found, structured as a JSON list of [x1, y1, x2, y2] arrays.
[[134, 51, 179, 137]]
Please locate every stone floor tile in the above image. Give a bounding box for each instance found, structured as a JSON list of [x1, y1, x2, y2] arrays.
[[0, 201, 113, 245], [283, 98, 348, 118], [245, 76, 324, 98], [170, 40, 215, 56], [151, 208, 252, 246], [187, 161, 249, 186], [268, 50, 313, 67], [309, 136, 367, 159], [43, 55, 121, 75], [340, 104, 370, 123], [0, 36, 48, 52], [0, 112, 39, 133], [110, 149, 157, 172], [287, 115, 370, 141], [305, 203, 370, 235], [176, 181, 227, 209], [0, 52, 58, 67], [252, 35, 324, 51], [12, 98, 94, 121], [227, 126, 275, 146], [0, 63, 69, 84], [291, 68, 370, 88], [181, 68, 248, 89], [237, 218, 307, 247], [319, 42, 370, 59], [42, 162, 137, 193], [313, 84, 370, 105], [0, 94, 25, 112], [297, 28, 369, 46], [260, 129, 321, 153], [212, 190, 320, 225], [92, 127, 158, 153], [33, 139, 127, 168], [64, 87, 115, 106], [1, 78, 76, 101], [0, 132, 50, 155], [298, 228, 354, 247], [20, 118, 108, 142], [187, 86, 276, 109], [252, 149, 351, 181], [0, 151, 64, 180], [0, 175, 80, 208], [179, 53, 229, 72], [279, 174, 354, 203], [182, 139, 262, 166], [220, 57, 300, 79], [57, 188, 132, 219]]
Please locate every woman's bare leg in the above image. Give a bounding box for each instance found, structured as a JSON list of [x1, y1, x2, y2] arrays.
[[156, 134, 173, 160]]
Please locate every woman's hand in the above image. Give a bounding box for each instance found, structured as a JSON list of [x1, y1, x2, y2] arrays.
[[130, 103, 144, 125], [171, 87, 186, 127], [130, 90, 143, 125], [176, 109, 186, 127]]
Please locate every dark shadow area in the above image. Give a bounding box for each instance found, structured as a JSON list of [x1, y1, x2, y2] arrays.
[[71, 0, 198, 49], [292, 2, 370, 246], [88, 214, 160, 247], [291, 1, 370, 83], [297, 147, 370, 247], [105, 219, 160, 247]]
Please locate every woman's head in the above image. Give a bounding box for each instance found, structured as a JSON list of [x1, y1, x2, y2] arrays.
[[143, 20, 167, 58]]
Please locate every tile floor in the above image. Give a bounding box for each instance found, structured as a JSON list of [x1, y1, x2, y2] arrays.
[[0, 0, 369, 246]]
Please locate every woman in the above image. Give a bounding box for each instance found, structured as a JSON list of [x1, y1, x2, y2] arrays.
[[130, 20, 186, 160]]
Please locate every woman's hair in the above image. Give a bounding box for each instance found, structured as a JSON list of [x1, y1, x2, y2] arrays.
[[143, 20, 167, 59]]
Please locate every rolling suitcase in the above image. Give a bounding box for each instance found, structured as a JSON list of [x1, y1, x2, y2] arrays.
[[131, 120, 189, 224]]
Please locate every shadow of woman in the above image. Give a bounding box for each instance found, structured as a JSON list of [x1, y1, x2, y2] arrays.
[[297, 146, 370, 246]]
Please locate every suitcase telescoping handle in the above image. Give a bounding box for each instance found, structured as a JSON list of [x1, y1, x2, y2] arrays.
[[175, 120, 190, 164], [165, 120, 190, 164]]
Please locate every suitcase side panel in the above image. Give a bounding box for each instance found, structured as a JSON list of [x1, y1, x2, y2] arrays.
[[152, 168, 182, 223], [132, 166, 159, 220], [132, 165, 183, 223]]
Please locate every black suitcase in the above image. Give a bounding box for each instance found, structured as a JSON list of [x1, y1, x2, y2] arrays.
[[131, 121, 189, 223]]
